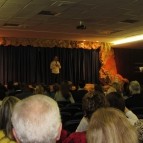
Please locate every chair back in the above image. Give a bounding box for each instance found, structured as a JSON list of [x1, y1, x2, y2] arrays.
[[130, 107, 143, 119], [60, 112, 72, 125], [73, 112, 83, 120], [66, 103, 82, 110], [60, 107, 80, 116], [63, 120, 81, 133], [57, 101, 71, 107]]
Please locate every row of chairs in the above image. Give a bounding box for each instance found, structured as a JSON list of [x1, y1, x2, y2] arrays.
[[130, 107, 143, 119], [57, 102, 83, 133]]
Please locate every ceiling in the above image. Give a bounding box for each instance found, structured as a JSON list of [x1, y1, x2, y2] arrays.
[[0, 0, 143, 43]]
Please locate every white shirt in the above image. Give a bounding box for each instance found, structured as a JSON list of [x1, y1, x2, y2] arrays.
[[50, 60, 61, 74], [76, 110, 138, 132]]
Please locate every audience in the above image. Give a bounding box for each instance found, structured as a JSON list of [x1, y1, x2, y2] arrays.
[[87, 108, 139, 143], [94, 84, 104, 93], [15, 82, 33, 99], [6, 81, 14, 96], [33, 84, 46, 95], [54, 83, 75, 103], [62, 91, 109, 143], [125, 80, 143, 109], [106, 86, 116, 95], [47, 83, 60, 99], [0, 96, 20, 143], [106, 92, 138, 125], [76, 91, 109, 132], [72, 79, 88, 102], [11, 95, 62, 143], [111, 82, 123, 95]]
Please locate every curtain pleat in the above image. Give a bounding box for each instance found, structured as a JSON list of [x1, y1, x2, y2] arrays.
[[0, 46, 100, 85]]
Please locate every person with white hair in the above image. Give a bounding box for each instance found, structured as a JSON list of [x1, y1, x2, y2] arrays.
[[11, 95, 62, 143], [125, 80, 143, 109]]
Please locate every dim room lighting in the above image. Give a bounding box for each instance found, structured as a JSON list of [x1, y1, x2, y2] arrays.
[[113, 34, 143, 45]]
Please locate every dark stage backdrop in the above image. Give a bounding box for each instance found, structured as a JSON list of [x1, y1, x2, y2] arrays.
[[114, 48, 143, 85], [0, 45, 100, 85]]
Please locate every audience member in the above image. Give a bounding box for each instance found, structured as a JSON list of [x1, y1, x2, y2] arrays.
[[125, 80, 143, 109], [15, 82, 33, 99], [11, 95, 62, 143], [0, 96, 19, 143], [6, 81, 14, 96], [55, 83, 75, 103], [63, 91, 109, 143], [7, 82, 22, 96], [111, 82, 123, 95], [94, 84, 104, 93], [72, 79, 88, 102], [33, 84, 46, 95], [123, 82, 130, 98], [0, 83, 7, 92], [106, 92, 138, 125], [87, 108, 139, 143], [47, 83, 60, 99], [0, 90, 6, 101], [76, 91, 109, 132], [106, 86, 116, 95]]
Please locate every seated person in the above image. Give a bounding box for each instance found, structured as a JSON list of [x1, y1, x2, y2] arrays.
[[33, 84, 46, 95], [0, 96, 20, 143], [94, 84, 104, 93], [87, 108, 139, 143], [6, 81, 14, 96], [125, 80, 143, 109], [76, 91, 109, 132], [11, 95, 62, 143], [15, 82, 33, 100], [55, 83, 75, 103], [47, 83, 60, 99], [63, 91, 109, 143], [106, 92, 138, 125], [72, 79, 88, 102]]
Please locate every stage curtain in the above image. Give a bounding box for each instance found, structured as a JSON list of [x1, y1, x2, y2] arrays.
[[0, 46, 100, 85]]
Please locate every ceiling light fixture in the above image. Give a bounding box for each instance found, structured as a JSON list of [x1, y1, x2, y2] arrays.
[[113, 34, 143, 45]]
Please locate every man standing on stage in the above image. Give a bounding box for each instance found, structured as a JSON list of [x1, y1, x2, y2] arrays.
[[50, 56, 61, 84]]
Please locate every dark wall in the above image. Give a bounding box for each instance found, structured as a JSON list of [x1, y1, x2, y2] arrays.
[[114, 48, 143, 85]]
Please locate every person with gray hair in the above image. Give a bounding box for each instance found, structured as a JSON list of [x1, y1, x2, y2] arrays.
[[11, 95, 62, 143], [125, 80, 143, 109]]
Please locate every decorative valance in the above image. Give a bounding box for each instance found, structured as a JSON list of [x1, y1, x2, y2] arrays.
[[0, 37, 102, 49]]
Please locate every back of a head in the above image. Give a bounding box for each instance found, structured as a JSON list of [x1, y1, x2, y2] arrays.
[[94, 84, 103, 93], [78, 79, 86, 88], [0, 96, 20, 140], [20, 82, 29, 91], [106, 92, 125, 112], [129, 80, 140, 95], [7, 81, 14, 90], [111, 82, 122, 94], [53, 83, 60, 92], [13, 82, 21, 91], [0, 90, 6, 100], [106, 87, 116, 95], [60, 83, 70, 100], [82, 91, 109, 119], [34, 85, 45, 95], [11, 95, 61, 143], [87, 108, 139, 143]]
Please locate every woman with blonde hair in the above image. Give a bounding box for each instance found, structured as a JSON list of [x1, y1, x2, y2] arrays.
[[87, 107, 139, 143], [33, 84, 46, 95], [0, 96, 20, 143]]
